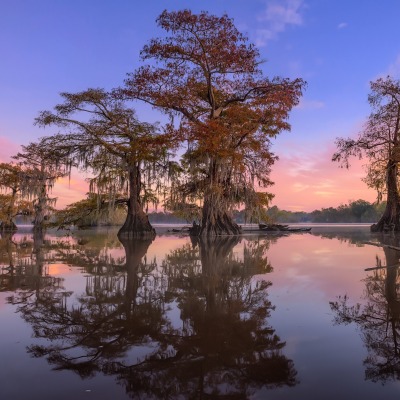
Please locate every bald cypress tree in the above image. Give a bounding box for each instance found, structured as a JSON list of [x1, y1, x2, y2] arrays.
[[36, 88, 177, 238], [123, 10, 304, 236]]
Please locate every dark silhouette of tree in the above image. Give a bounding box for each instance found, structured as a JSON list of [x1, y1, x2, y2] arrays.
[[1, 231, 62, 296], [0, 163, 32, 231], [330, 238, 400, 383], [8, 232, 297, 398], [36, 89, 177, 238], [123, 9, 305, 236], [13, 141, 70, 232], [333, 76, 400, 232]]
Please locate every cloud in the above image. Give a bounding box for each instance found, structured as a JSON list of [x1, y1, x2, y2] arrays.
[[337, 22, 348, 29], [269, 143, 376, 211], [295, 99, 325, 110], [373, 54, 400, 81], [0, 136, 20, 162], [256, 0, 304, 46], [386, 54, 400, 78], [52, 170, 89, 209]]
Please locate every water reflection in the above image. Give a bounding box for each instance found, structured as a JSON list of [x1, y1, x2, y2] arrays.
[[0, 231, 61, 293], [3, 232, 297, 398], [330, 234, 400, 383]]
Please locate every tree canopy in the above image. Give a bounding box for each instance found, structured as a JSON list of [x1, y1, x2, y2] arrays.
[[123, 9, 305, 236], [3, 9, 306, 237], [333, 76, 400, 232], [0, 162, 33, 231], [36, 88, 177, 238], [13, 141, 70, 231]]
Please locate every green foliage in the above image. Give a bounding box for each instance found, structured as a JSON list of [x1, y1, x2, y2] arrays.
[[50, 194, 127, 229], [0, 163, 35, 228], [266, 200, 384, 224]]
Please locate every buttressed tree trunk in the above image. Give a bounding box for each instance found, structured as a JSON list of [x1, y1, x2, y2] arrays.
[[118, 165, 155, 239], [197, 160, 241, 236], [371, 159, 400, 232], [200, 188, 241, 236]]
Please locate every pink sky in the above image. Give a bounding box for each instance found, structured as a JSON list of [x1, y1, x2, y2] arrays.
[[270, 143, 376, 212], [0, 136, 376, 212], [1, 0, 397, 214]]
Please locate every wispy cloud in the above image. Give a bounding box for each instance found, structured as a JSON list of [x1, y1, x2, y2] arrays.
[[256, 0, 304, 46], [53, 172, 89, 209], [373, 54, 400, 81], [295, 99, 325, 110], [337, 22, 348, 29], [386, 54, 400, 78]]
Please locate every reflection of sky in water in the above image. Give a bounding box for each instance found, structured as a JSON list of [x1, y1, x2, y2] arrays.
[[1, 226, 400, 399]]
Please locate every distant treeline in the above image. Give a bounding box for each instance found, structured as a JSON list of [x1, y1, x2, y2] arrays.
[[265, 200, 385, 223], [148, 199, 385, 224]]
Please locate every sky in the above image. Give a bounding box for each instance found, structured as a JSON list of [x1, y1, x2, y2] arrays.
[[1, 0, 400, 212]]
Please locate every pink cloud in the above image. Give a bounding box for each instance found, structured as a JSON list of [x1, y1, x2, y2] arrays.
[[51, 170, 89, 209], [0, 136, 20, 162], [267, 234, 384, 299], [270, 143, 376, 211]]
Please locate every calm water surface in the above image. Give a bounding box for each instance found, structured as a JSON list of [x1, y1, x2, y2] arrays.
[[1, 224, 400, 399]]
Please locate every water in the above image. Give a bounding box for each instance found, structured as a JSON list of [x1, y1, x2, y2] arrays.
[[1, 225, 400, 399]]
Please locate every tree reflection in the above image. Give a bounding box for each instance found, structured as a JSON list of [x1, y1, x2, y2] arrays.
[[0, 231, 61, 293], [144, 235, 298, 398], [330, 235, 400, 383], [8, 233, 297, 398]]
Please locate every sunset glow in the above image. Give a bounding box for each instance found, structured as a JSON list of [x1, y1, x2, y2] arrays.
[[1, 0, 399, 212]]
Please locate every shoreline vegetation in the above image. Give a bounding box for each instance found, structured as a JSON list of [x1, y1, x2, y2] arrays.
[[11, 198, 384, 229], [149, 199, 385, 225]]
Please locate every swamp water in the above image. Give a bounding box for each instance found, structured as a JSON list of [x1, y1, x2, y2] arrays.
[[1, 224, 400, 399]]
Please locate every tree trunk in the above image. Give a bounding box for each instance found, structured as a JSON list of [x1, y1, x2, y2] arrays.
[[119, 237, 153, 316], [196, 159, 241, 236], [1, 189, 17, 232], [118, 164, 156, 239], [383, 246, 400, 355], [371, 159, 400, 232], [197, 236, 240, 311], [33, 181, 47, 232], [199, 194, 242, 236]]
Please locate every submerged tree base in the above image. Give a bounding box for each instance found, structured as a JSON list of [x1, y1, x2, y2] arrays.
[[0, 221, 17, 232], [370, 208, 400, 233], [189, 215, 242, 237], [370, 221, 400, 233], [117, 213, 156, 240]]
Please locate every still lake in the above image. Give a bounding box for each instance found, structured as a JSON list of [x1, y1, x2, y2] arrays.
[[1, 224, 400, 399]]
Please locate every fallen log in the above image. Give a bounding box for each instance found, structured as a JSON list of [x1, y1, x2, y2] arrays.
[[365, 263, 400, 271], [363, 241, 400, 252], [257, 223, 311, 232]]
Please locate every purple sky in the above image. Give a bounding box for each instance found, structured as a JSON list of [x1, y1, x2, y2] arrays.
[[1, 0, 400, 210]]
